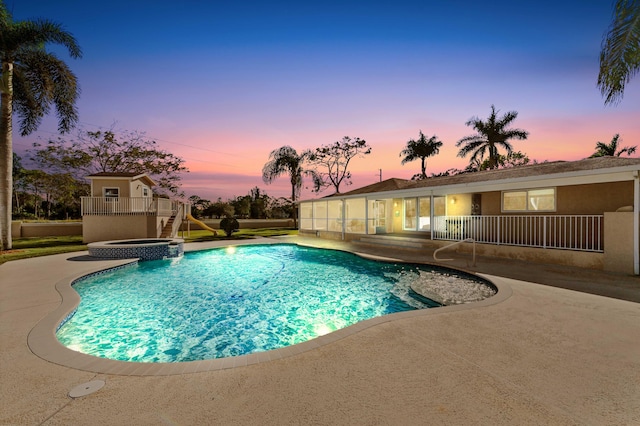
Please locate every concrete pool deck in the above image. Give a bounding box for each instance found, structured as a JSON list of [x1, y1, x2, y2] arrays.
[[1, 236, 639, 424]]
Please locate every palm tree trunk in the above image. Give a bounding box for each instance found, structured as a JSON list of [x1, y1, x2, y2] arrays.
[[488, 145, 498, 169], [421, 158, 427, 179], [14, 190, 20, 215], [0, 61, 13, 250], [289, 178, 298, 228]]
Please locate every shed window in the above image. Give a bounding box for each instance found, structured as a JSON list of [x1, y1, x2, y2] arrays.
[[502, 188, 555, 212], [103, 188, 119, 200]]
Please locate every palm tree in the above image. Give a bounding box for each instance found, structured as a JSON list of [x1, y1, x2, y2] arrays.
[[598, 0, 640, 105], [590, 134, 637, 157], [399, 131, 443, 180], [1, 3, 82, 250], [456, 105, 529, 170], [262, 146, 315, 202]]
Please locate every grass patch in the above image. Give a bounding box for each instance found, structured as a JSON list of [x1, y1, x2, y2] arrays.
[[181, 228, 298, 242], [0, 235, 87, 264], [0, 229, 298, 264]]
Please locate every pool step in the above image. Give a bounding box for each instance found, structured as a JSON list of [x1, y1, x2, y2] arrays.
[[354, 235, 435, 251]]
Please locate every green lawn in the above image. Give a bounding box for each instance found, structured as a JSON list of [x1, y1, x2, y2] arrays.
[[0, 228, 298, 264], [0, 235, 87, 264], [180, 227, 298, 242]]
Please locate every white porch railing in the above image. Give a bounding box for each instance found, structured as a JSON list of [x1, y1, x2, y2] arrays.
[[169, 202, 185, 237], [154, 198, 178, 217], [81, 197, 183, 217], [432, 215, 604, 252]]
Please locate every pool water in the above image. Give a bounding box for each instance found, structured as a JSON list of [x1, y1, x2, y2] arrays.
[[57, 244, 471, 363]]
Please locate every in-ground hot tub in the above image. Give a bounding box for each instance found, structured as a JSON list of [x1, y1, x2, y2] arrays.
[[87, 238, 184, 261]]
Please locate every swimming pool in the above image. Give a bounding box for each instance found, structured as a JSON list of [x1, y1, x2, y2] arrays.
[[57, 244, 494, 363]]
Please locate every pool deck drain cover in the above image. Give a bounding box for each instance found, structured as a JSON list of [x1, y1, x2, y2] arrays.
[[69, 380, 105, 398]]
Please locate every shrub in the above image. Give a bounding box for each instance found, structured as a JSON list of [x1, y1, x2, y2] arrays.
[[220, 217, 240, 236]]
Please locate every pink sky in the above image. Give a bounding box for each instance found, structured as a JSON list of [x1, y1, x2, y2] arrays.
[[13, 0, 640, 202]]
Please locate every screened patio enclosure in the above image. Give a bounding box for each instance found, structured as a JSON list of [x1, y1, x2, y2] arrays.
[[299, 195, 450, 236]]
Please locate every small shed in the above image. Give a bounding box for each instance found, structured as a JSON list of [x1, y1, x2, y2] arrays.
[[81, 172, 186, 243]]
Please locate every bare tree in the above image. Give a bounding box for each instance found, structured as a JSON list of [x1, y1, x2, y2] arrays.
[[307, 136, 371, 194]]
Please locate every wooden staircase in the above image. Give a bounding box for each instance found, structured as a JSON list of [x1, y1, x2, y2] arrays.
[[160, 214, 177, 238]]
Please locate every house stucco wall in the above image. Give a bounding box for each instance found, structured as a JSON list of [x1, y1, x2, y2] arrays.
[[447, 194, 472, 216], [557, 182, 632, 214], [83, 215, 159, 243], [130, 179, 152, 197], [471, 181, 633, 216], [603, 211, 636, 274], [91, 179, 131, 197], [479, 192, 501, 215], [459, 241, 604, 270]]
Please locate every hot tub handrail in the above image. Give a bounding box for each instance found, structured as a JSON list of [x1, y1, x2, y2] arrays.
[[433, 238, 476, 267]]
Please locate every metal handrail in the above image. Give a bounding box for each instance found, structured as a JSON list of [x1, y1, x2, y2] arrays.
[[433, 238, 476, 267]]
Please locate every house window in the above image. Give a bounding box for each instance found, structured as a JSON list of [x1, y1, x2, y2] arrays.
[[103, 187, 119, 200], [143, 187, 149, 197], [502, 188, 556, 212]]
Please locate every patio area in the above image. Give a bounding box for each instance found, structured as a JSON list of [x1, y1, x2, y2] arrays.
[[1, 236, 639, 424]]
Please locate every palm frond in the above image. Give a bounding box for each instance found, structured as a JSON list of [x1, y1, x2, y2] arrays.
[[456, 105, 528, 169], [598, 0, 640, 105], [399, 131, 443, 177], [262, 145, 309, 201], [12, 50, 79, 135], [7, 19, 82, 59], [591, 133, 637, 157]]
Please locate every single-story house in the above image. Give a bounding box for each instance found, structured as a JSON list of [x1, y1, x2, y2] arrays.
[[81, 172, 187, 243], [298, 157, 640, 275]]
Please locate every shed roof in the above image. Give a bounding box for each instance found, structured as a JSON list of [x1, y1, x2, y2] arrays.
[[86, 172, 156, 187]]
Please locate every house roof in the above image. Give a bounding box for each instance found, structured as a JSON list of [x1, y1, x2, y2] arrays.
[[324, 178, 412, 197], [413, 157, 640, 190], [86, 172, 157, 187], [317, 156, 640, 199]]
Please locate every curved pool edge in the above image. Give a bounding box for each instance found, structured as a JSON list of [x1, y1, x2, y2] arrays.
[[28, 240, 513, 377]]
